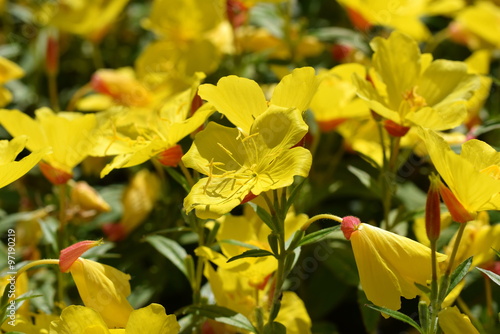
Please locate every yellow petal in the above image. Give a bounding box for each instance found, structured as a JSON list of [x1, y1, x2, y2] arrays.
[[0, 56, 24, 84], [50, 305, 110, 334], [438, 306, 480, 334], [198, 76, 267, 133], [351, 223, 446, 312], [69, 259, 134, 328], [269, 67, 320, 113], [125, 304, 180, 334], [275, 292, 312, 334], [370, 32, 421, 110], [0, 137, 50, 189]]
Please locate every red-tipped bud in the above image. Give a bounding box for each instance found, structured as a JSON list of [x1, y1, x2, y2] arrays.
[[241, 191, 258, 204], [346, 7, 372, 31], [438, 181, 476, 223], [226, 0, 249, 29], [384, 120, 410, 137], [102, 223, 127, 242], [191, 93, 203, 115], [426, 174, 441, 242], [331, 44, 354, 62], [59, 239, 102, 272], [156, 145, 183, 167], [39, 161, 72, 185], [46, 34, 59, 75], [341, 216, 361, 240], [317, 118, 348, 132]]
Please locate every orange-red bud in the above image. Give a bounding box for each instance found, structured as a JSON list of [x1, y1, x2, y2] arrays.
[[425, 174, 441, 242], [384, 120, 410, 137], [156, 145, 183, 167], [346, 7, 372, 31], [46, 34, 59, 75], [102, 223, 127, 242], [341, 216, 361, 240], [317, 118, 348, 132], [39, 161, 72, 185], [59, 240, 102, 272], [438, 181, 476, 223], [240, 191, 257, 205]]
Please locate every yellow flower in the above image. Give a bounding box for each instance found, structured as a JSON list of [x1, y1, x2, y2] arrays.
[[0, 108, 96, 183], [183, 106, 312, 219], [464, 50, 493, 127], [103, 169, 161, 241], [450, 2, 500, 50], [438, 306, 480, 334], [196, 204, 308, 286], [59, 240, 134, 328], [417, 127, 500, 220], [50, 303, 180, 334], [309, 63, 370, 132], [444, 211, 500, 270], [341, 216, 447, 313], [1, 312, 58, 333], [354, 31, 480, 134], [203, 264, 311, 334], [0, 136, 49, 189], [37, 0, 130, 41], [198, 67, 319, 134], [137, 0, 233, 95], [0, 56, 24, 107], [92, 75, 214, 177], [337, 0, 464, 40]]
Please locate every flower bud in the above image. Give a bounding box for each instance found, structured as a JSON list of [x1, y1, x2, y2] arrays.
[[438, 180, 476, 223], [425, 174, 441, 242], [71, 181, 111, 213], [156, 145, 183, 167], [46, 33, 59, 75], [384, 120, 410, 137], [341, 216, 362, 240], [59, 239, 102, 273], [39, 161, 72, 185]]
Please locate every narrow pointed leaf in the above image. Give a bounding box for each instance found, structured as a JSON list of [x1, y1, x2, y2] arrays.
[[183, 305, 257, 332], [447, 256, 473, 295], [365, 304, 422, 333], [414, 282, 431, 295], [226, 249, 275, 263], [298, 226, 340, 247], [248, 202, 278, 232], [145, 235, 189, 279], [477, 267, 500, 286], [166, 167, 191, 193]]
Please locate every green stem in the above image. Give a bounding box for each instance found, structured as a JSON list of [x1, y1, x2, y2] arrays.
[[300, 213, 343, 231], [445, 222, 467, 275], [179, 160, 195, 188], [48, 72, 60, 112], [428, 240, 439, 334], [15, 259, 60, 278]]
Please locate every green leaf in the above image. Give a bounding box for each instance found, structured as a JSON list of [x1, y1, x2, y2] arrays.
[[447, 256, 473, 295], [493, 248, 500, 258], [285, 177, 306, 214], [248, 202, 277, 232], [365, 304, 422, 333], [1, 291, 42, 326], [414, 282, 431, 295], [298, 226, 340, 247], [145, 235, 189, 280], [227, 249, 275, 263], [183, 305, 257, 332], [477, 267, 500, 286], [219, 239, 260, 250], [166, 167, 191, 193], [357, 289, 380, 333], [263, 321, 286, 334]]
